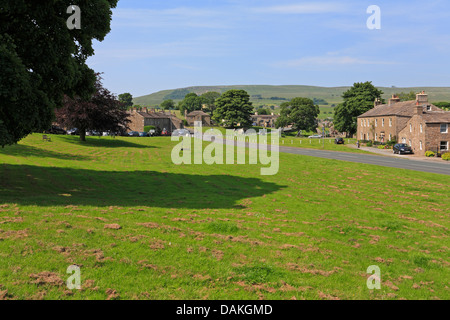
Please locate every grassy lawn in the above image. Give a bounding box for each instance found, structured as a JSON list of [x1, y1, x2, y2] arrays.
[[0, 134, 448, 300]]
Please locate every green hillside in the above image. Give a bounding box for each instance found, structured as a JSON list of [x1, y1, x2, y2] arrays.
[[133, 85, 450, 108]]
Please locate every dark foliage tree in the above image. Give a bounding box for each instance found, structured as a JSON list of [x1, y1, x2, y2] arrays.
[[201, 92, 221, 115], [160, 99, 175, 110], [178, 93, 205, 115], [213, 90, 253, 128], [275, 98, 320, 134], [0, 0, 118, 147], [395, 91, 416, 102], [334, 82, 384, 137], [56, 76, 130, 141], [433, 101, 450, 111], [118, 93, 134, 109]]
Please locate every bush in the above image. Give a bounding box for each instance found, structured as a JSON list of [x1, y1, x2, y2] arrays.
[[425, 151, 435, 157], [366, 141, 373, 147], [442, 153, 450, 161], [378, 145, 385, 149], [386, 140, 397, 146], [144, 125, 156, 133]]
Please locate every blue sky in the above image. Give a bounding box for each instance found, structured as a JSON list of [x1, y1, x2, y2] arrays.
[[87, 0, 450, 97]]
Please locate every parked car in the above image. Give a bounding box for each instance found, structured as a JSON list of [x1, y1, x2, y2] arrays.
[[172, 129, 191, 137], [139, 132, 149, 137], [128, 131, 140, 137], [393, 143, 413, 155], [308, 134, 322, 139], [67, 128, 79, 135], [48, 126, 67, 135], [334, 137, 345, 145]]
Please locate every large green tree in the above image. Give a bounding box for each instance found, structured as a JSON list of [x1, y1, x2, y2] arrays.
[[118, 93, 134, 109], [178, 93, 205, 115], [160, 99, 175, 110], [0, 0, 118, 147], [213, 90, 253, 128], [275, 98, 320, 133], [334, 82, 384, 137], [201, 92, 221, 115]]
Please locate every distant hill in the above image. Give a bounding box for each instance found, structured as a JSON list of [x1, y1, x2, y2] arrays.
[[133, 85, 450, 108]]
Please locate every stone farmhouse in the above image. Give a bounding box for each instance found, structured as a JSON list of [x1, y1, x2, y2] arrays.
[[128, 107, 183, 133], [185, 110, 211, 126], [357, 92, 450, 156], [251, 113, 280, 128]]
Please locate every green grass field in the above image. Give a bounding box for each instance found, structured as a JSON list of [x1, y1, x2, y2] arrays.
[[0, 134, 448, 300]]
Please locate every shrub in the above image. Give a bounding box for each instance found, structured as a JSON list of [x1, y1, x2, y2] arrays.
[[378, 145, 385, 150], [144, 125, 156, 133], [425, 151, 435, 157], [386, 140, 397, 146], [366, 141, 373, 147], [442, 153, 450, 161]]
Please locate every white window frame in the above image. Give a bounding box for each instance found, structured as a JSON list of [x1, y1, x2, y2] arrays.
[[382, 118, 385, 127], [389, 118, 392, 127], [420, 124, 423, 133], [410, 124, 412, 133], [441, 124, 448, 134], [420, 141, 423, 150], [389, 134, 392, 141], [375, 119, 378, 127], [440, 141, 449, 151], [375, 133, 378, 141]]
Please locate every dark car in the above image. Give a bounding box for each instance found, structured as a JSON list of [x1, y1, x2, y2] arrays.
[[48, 126, 67, 135], [128, 131, 140, 137], [393, 143, 413, 155], [139, 132, 149, 137], [334, 137, 345, 145]]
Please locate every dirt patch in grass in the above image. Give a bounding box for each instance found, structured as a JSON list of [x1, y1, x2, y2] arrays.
[[29, 272, 64, 287], [104, 224, 122, 230]]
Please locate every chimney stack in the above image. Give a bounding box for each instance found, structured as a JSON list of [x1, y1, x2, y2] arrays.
[[143, 107, 148, 113], [416, 91, 428, 105], [389, 95, 400, 106], [415, 106, 423, 115], [374, 98, 382, 107]]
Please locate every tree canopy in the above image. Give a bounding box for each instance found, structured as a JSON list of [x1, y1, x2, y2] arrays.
[[433, 101, 450, 111], [213, 90, 253, 128], [0, 0, 118, 147], [160, 99, 175, 110], [334, 82, 384, 137], [56, 75, 130, 142], [118, 93, 134, 109], [275, 98, 320, 133], [395, 91, 416, 102], [201, 92, 221, 115], [178, 93, 205, 115]]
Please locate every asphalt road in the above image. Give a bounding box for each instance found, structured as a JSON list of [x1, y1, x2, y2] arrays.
[[204, 137, 450, 175], [277, 146, 450, 176]]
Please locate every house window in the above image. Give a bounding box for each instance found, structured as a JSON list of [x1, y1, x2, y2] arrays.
[[389, 134, 392, 141], [409, 140, 412, 146], [375, 133, 378, 141], [361, 120, 363, 127], [427, 105, 431, 111], [368, 133, 370, 140], [420, 124, 423, 133], [364, 119, 366, 127], [375, 119, 378, 127], [382, 119, 385, 127], [441, 124, 448, 133], [389, 118, 392, 127], [402, 138, 406, 144], [410, 124, 412, 133], [440, 141, 449, 151], [420, 141, 423, 150]]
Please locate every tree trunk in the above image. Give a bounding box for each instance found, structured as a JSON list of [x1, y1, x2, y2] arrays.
[[80, 129, 86, 142]]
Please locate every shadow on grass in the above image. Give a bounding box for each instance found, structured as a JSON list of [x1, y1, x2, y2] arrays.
[[59, 136, 157, 149], [0, 144, 92, 161], [0, 164, 285, 209]]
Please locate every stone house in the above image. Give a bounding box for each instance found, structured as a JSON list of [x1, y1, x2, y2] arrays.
[[185, 110, 211, 126], [127, 107, 183, 133], [357, 92, 450, 156], [251, 113, 280, 128]]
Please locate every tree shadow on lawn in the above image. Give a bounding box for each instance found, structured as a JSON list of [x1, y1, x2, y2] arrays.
[[0, 144, 93, 161], [60, 136, 157, 149], [0, 164, 285, 209]]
